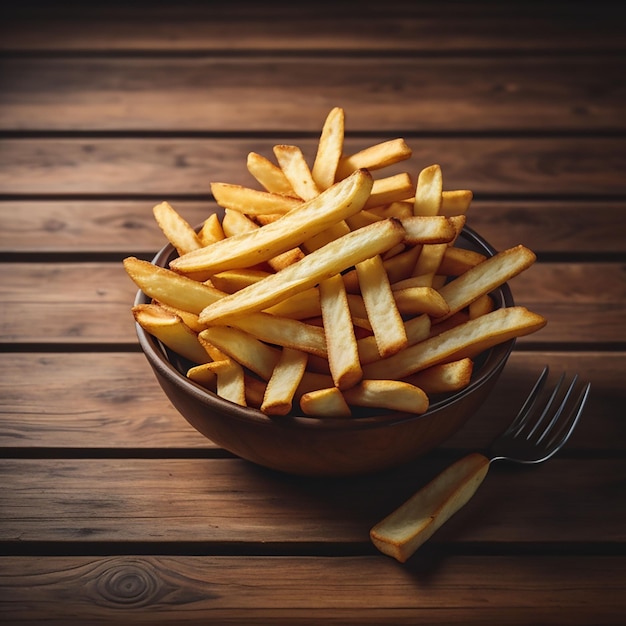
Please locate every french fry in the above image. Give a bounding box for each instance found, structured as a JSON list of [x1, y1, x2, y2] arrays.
[[319, 273, 362, 389], [300, 387, 352, 418], [311, 106, 344, 190], [152, 201, 203, 256], [336, 138, 412, 180], [218, 312, 328, 358], [363, 173, 414, 210], [438, 246, 486, 276], [187, 362, 218, 390], [199, 326, 280, 381], [246, 151, 294, 195], [342, 380, 429, 415], [368, 201, 413, 220], [362, 306, 547, 380], [436, 244, 536, 322], [198, 212, 225, 246], [132, 303, 211, 365], [414, 164, 442, 216], [261, 347, 309, 415], [400, 215, 455, 245], [172, 169, 374, 277], [152, 301, 205, 333], [392, 286, 450, 317], [273, 144, 320, 200], [469, 293, 495, 319], [243, 374, 267, 409], [403, 358, 474, 395], [264, 287, 322, 319], [355, 254, 408, 358], [205, 358, 247, 406], [440, 189, 473, 217], [198, 217, 405, 325], [210, 268, 271, 293], [124, 257, 226, 315], [211, 182, 301, 216]]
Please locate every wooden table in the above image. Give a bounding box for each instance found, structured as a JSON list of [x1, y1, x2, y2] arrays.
[[1, 2, 625, 623]]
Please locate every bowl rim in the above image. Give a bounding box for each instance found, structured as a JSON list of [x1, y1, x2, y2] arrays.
[[134, 225, 515, 431]]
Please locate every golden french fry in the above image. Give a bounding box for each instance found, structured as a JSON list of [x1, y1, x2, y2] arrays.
[[343, 380, 429, 415], [363, 173, 414, 210], [368, 201, 414, 220], [469, 293, 495, 319], [356, 254, 408, 358], [311, 106, 344, 190], [152, 301, 205, 333], [260, 347, 309, 415], [198, 212, 225, 246], [438, 246, 486, 276], [244, 374, 267, 409], [363, 306, 547, 380], [199, 326, 280, 381], [392, 287, 450, 317], [218, 312, 327, 358], [123, 257, 226, 315], [273, 144, 320, 200], [198, 217, 405, 325], [206, 358, 247, 406], [211, 182, 301, 216], [152, 201, 203, 256], [411, 243, 448, 286], [403, 358, 474, 395], [210, 268, 271, 293], [370, 453, 489, 562], [132, 303, 211, 365], [302, 220, 351, 253], [356, 314, 431, 367], [400, 216, 455, 245], [267, 247, 306, 272], [414, 164, 442, 216], [263, 287, 321, 319], [320, 273, 362, 390], [436, 244, 537, 322], [440, 189, 473, 217], [172, 169, 374, 277], [336, 138, 412, 180], [345, 209, 381, 231], [187, 362, 218, 390], [300, 387, 352, 418], [246, 151, 294, 195], [221, 208, 257, 237]]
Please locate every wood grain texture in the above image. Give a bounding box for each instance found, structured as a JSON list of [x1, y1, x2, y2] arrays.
[[1, 262, 623, 344], [0, 457, 624, 545], [2, 1, 624, 52], [0, 351, 622, 451], [0, 555, 624, 625], [1, 57, 623, 132], [1, 137, 624, 196]]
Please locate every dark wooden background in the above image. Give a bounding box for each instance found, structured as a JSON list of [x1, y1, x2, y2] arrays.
[[0, 1, 625, 624]]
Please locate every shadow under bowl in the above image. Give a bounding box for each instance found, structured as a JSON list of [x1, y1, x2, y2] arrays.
[[135, 226, 514, 476]]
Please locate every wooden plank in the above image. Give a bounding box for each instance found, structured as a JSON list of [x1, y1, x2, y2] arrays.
[[0, 555, 624, 625], [0, 457, 623, 545], [0, 351, 621, 452], [1, 262, 623, 344], [2, 199, 625, 255], [1, 1, 623, 52], [0, 137, 624, 196], [1, 57, 623, 132]]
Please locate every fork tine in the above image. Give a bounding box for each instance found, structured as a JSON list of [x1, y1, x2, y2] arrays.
[[542, 381, 591, 452], [502, 366, 550, 436], [535, 374, 578, 444], [524, 372, 567, 440]]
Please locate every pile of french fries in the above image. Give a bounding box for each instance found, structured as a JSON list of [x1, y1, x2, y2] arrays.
[[124, 107, 546, 418]]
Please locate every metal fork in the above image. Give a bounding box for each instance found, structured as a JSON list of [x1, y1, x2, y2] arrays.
[[370, 367, 591, 563]]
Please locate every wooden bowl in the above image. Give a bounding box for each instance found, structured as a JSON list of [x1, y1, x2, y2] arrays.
[[135, 226, 515, 476]]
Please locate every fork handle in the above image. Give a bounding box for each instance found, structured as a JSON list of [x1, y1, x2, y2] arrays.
[[370, 452, 490, 562]]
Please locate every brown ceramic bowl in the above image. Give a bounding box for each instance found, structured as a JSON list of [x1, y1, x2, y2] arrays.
[[134, 225, 514, 476]]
